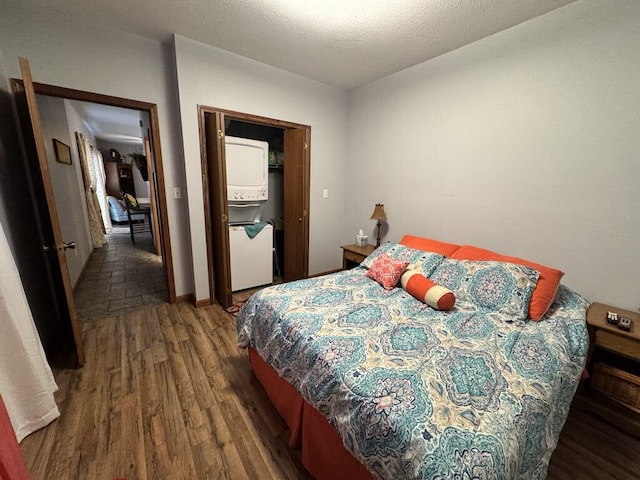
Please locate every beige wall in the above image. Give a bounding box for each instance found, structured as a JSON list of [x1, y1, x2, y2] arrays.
[[36, 95, 93, 287], [173, 36, 349, 302], [0, 5, 193, 296], [346, 0, 640, 309], [6, 0, 640, 309]]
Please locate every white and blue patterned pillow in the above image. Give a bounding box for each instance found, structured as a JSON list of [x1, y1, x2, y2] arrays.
[[362, 242, 445, 277], [430, 258, 540, 319]]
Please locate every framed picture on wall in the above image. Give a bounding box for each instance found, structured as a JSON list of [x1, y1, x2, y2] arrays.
[[53, 139, 72, 165]]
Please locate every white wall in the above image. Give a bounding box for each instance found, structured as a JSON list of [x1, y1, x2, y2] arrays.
[[36, 95, 93, 286], [174, 35, 349, 301], [0, 5, 192, 296], [347, 0, 640, 310]]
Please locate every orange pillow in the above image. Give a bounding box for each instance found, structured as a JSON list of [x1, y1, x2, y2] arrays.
[[365, 253, 409, 290], [451, 245, 563, 321], [399, 235, 460, 257], [400, 270, 455, 310]]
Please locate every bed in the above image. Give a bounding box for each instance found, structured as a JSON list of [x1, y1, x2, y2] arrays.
[[236, 236, 589, 479]]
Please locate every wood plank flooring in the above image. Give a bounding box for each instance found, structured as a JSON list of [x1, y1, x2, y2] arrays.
[[20, 300, 640, 479], [21, 302, 310, 480]]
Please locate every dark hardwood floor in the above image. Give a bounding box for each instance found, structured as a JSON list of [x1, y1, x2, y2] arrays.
[[19, 300, 640, 479]]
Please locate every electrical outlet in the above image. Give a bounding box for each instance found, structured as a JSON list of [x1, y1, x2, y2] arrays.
[[618, 316, 632, 331]]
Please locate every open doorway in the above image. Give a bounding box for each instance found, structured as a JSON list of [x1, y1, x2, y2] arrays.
[[225, 119, 285, 287], [199, 107, 310, 307], [30, 83, 176, 321], [36, 96, 168, 320]]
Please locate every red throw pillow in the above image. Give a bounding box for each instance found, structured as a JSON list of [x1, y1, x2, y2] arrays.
[[400, 270, 456, 310], [399, 234, 460, 257], [365, 253, 409, 290], [451, 245, 564, 321]]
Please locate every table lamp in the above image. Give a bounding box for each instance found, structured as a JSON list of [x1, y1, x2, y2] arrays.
[[370, 203, 387, 247]]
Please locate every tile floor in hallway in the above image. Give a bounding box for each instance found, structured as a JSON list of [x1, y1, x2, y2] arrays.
[[73, 232, 168, 321]]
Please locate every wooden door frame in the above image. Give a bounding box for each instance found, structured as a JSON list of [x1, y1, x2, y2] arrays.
[[18, 81, 176, 303], [143, 134, 161, 254], [197, 106, 310, 304]]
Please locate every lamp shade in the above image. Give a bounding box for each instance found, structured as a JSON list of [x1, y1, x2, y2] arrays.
[[370, 203, 387, 221]]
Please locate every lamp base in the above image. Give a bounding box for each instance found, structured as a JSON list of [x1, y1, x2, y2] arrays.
[[376, 220, 382, 247]]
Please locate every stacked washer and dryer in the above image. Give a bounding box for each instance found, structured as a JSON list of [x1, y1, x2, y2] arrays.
[[225, 136, 273, 291]]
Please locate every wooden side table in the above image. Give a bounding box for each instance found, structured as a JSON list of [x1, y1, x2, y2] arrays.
[[341, 244, 376, 270], [586, 302, 640, 410]]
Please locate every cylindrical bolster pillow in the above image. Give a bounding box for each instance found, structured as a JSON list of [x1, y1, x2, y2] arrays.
[[400, 270, 455, 310]]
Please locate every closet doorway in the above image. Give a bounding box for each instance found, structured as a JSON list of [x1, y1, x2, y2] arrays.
[[199, 107, 310, 307]]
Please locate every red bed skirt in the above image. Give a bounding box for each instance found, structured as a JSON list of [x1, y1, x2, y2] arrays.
[[248, 348, 374, 480], [0, 395, 29, 480]]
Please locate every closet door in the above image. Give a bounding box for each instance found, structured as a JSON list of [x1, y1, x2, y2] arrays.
[[205, 112, 232, 307], [283, 127, 310, 282], [144, 135, 161, 255]]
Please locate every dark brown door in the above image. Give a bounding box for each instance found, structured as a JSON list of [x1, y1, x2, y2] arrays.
[[12, 57, 85, 364], [205, 112, 233, 307], [283, 127, 310, 281], [144, 134, 161, 255]]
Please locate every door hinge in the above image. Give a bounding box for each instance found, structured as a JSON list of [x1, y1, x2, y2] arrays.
[[221, 212, 228, 223], [304, 142, 308, 150], [217, 129, 224, 139]]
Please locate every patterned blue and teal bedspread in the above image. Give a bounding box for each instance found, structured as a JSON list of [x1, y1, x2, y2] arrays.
[[236, 268, 589, 479]]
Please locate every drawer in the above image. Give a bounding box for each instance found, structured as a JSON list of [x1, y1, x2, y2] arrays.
[[595, 330, 640, 362], [591, 363, 640, 411], [343, 250, 364, 264]]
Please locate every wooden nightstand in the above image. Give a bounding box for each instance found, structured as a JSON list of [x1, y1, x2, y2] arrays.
[[341, 244, 376, 270], [586, 302, 640, 410]]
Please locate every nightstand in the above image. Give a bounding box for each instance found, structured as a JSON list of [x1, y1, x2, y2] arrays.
[[341, 244, 376, 269], [586, 302, 640, 411]]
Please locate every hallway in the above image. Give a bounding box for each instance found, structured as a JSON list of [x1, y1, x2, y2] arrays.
[[73, 232, 168, 321]]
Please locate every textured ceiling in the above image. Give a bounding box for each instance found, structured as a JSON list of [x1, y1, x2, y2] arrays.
[[16, 0, 576, 89]]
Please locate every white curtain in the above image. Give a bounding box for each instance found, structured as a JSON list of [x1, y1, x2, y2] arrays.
[[0, 220, 59, 442], [91, 146, 111, 232], [75, 132, 105, 247]]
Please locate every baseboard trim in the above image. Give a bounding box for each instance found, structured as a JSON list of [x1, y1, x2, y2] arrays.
[[195, 298, 212, 308], [175, 293, 194, 304], [73, 248, 97, 293], [175, 294, 211, 308], [309, 268, 342, 278]]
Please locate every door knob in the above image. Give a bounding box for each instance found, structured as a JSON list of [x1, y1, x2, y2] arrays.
[[298, 217, 302, 222], [61, 242, 76, 250]]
